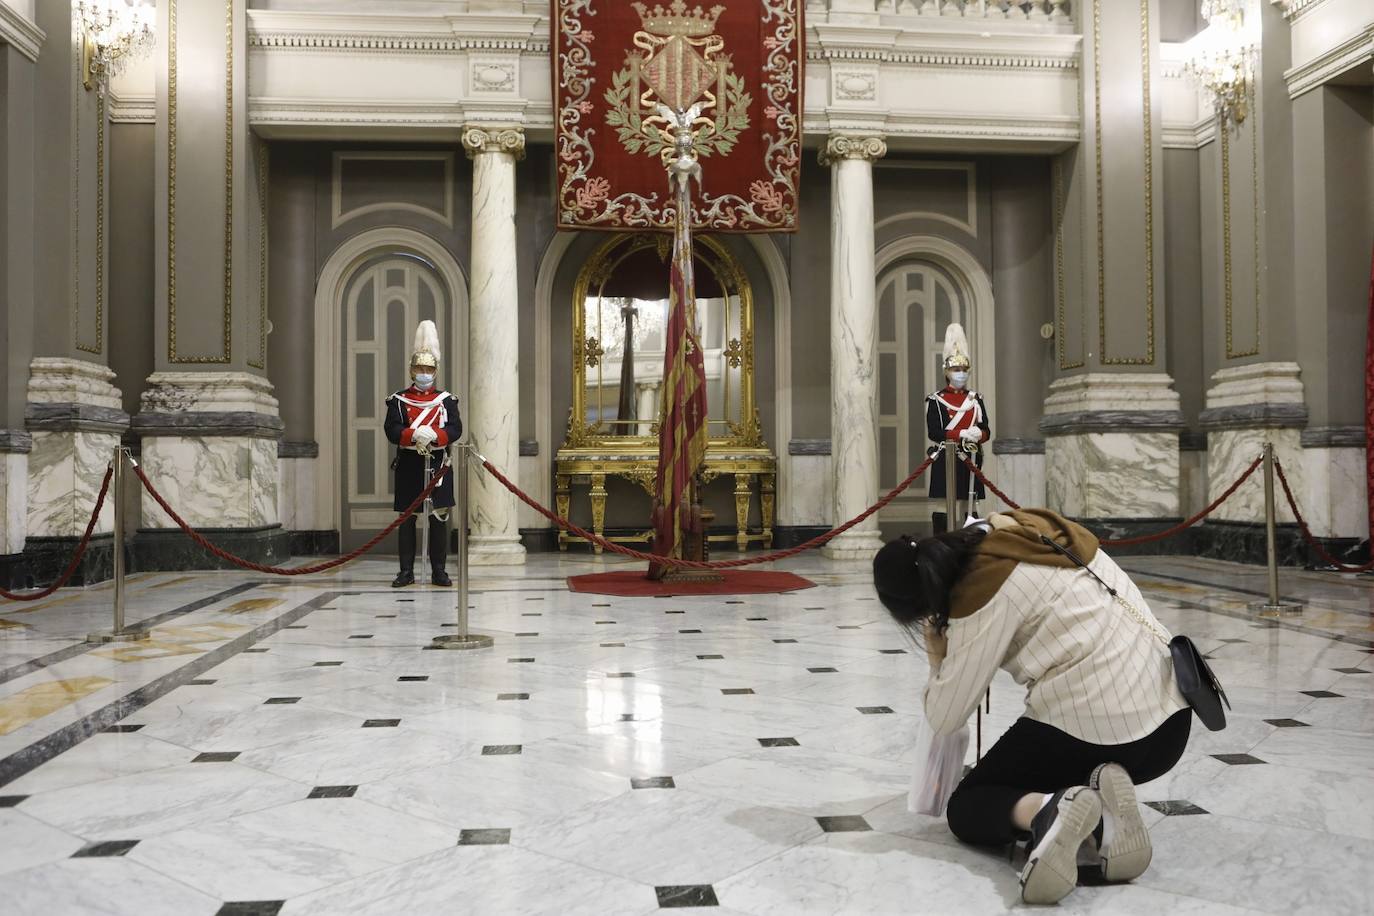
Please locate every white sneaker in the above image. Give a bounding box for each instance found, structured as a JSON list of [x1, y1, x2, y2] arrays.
[[1021, 786, 1103, 905], [1089, 762, 1153, 882]]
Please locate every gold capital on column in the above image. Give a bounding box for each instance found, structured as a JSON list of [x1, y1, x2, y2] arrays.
[[462, 127, 526, 160], [818, 134, 886, 167]]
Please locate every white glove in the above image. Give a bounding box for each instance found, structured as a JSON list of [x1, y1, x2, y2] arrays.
[[958, 427, 982, 444], [412, 427, 438, 449]]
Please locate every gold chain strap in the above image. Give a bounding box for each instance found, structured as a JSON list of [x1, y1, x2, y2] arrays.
[[1110, 591, 1169, 646]]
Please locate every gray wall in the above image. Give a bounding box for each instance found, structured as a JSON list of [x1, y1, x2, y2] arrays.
[[787, 159, 831, 439], [108, 123, 156, 418], [0, 47, 36, 426], [1163, 147, 1204, 426]]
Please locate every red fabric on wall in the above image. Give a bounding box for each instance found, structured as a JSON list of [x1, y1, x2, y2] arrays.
[[553, 0, 803, 233]]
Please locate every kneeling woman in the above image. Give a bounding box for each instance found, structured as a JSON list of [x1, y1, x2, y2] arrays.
[[873, 509, 1191, 905]]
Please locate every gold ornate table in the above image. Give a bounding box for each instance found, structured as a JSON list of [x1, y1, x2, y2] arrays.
[[554, 447, 776, 553]]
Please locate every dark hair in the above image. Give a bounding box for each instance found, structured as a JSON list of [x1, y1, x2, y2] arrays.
[[872, 526, 988, 634]]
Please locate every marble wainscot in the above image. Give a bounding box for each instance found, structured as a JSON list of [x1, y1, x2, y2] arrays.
[[0, 429, 33, 588], [1040, 373, 1185, 554], [21, 358, 129, 585], [989, 438, 1046, 513], [1195, 363, 1365, 565], [278, 440, 338, 557], [776, 440, 832, 548], [131, 372, 290, 571]]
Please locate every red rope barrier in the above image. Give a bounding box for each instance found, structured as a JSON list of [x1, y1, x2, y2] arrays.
[[478, 456, 936, 569], [962, 454, 1266, 548], [1, 465, 114, 601], [1274, 458, 1374, 573], [133, 462, 451, 576]]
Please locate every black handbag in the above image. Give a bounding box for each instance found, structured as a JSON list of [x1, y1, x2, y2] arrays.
[[1039, 535, 1230, 731]]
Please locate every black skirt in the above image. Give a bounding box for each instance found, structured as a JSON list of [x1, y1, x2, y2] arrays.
[[393, 448, 455, 511]]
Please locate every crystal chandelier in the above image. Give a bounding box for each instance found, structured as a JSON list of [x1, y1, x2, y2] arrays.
[[1183, 0, 1258, 130], [77, 0, 155, 94]]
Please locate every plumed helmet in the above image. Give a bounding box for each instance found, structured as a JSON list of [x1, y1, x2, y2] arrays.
[[410, 320, 440, 370], [942, 323, 971, 371]]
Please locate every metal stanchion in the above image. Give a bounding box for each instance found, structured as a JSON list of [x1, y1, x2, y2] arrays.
[[88, 446, 149, 643], [943, 440, 958, 534], [1249, 441, 1304, 619], [432, 442, 493, 650]]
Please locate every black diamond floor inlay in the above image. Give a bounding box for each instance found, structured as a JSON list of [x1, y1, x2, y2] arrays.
[[362, 719, 401, 728], [508, 657, 534, 663], [216, 903, 285, 916], [515, 632, 539, 637], [619, 714, 637, 721], [0, 796, 27, 807], [746, 617, 768, 621], [1144, 800, 1209, 816], [679, 629, 702, 634], [308, 785, 358, 799], [103, 723, 144, 733], [313, 661, 343, 667], [186, 679, 218, 685], [1211, 753, 1266, 765], [773, 638, 797, 644], [1218, 638, 1248, 643], [193, 751, 241, 763], [482, 745, 522, 756], [697, 654, 723, 660], [837, 625, 862, 630], [1301, 690, 1345, 698], [242, 648, 269, 654], [656, 885, 719, 909], [666, 610, 686, 615], [807, 667, 839, 673], [595, 620, 617, 625], [1264, 718, 1310, 727], [376, 614, 397, 618], [498, 693, 530, 700], [264, 697, 301, 705], [758, 737, 799, 747], [283, 625, 307, 630], [601, 642, 626, 648], [631, 776, 676, 789], [398, 676, 429, 682], [879, 649, 908, 654], [458, 828, 510, 845], [349, 634, 374, 639], [721, 688, 754, 695], [816, 815, 872, 833], [1332, 667, 1370, 674], [857, 706, 894, 715], [523, 612, 543, 617], [606, 672, 635, 678], [72, 839, 140, 857]]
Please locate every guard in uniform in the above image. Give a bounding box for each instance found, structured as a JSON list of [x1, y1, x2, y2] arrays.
[[926, 323, 991, 532], [384, 320, 462, 587]]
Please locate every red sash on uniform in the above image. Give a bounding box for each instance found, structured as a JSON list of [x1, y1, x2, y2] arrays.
[[931, 387, 982, 440], [393, 388, 452, 449]]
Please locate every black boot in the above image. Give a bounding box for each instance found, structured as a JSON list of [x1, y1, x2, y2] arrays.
[[429, 514, 451, 586], [392, 516, 416, 587]]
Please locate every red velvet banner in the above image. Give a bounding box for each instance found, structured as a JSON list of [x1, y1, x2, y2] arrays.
[[553, 0, 803, 233]]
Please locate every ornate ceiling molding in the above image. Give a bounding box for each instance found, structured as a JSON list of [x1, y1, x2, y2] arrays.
[[1284, 23, 1374, 99]]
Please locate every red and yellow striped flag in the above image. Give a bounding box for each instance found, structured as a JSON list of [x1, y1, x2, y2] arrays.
[[651, 227, 709, 567]]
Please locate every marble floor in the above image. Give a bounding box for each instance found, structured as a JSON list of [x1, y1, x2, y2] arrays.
[[1, 551, 1372, 915]]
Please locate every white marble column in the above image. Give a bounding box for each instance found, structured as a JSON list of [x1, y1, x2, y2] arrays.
[[820, 134, 886, 560], [463, 126, 526, 565]]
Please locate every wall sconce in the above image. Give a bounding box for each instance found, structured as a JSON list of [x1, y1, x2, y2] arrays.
[[1182, 1, 1259, 130], [78, 0, 155, 94]]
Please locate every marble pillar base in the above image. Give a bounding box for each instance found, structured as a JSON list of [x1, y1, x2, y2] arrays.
[[1040, 374, 1183, 518], [988, 442, 1045, 512], [1297, 443, 1367, 539], [1191, 520, 1365, 568], [19, 534, 116, 588], [278, 447, 318, 533], [288, 530, 340, 557], [135, 372, 283, 532], [784, 453, 831, 527], [820, 529, 885, 561], [468, 534, 529, 566], [24, 358, 130, 540], [518, 527, 559, 553]]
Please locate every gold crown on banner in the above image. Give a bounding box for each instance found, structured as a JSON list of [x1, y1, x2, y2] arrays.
[[632, 0, 725, 38]]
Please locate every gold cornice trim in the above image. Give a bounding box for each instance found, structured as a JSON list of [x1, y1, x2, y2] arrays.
[[167, 0, 234, 365], [1094, 0, 1157, 367]]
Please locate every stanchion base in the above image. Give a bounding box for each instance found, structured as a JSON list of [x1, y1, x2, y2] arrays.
[[86, 630, 151, 644], [1248, 601, 1304, 619], [430, 633, 494, 650]]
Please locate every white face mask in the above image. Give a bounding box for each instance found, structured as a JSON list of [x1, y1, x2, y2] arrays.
[[413, 373, 435, 389], [949, 371, 969, 389]]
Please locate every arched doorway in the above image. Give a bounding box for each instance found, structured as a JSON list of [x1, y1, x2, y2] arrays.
[[313, 229, 469, 547], [873, 237, 995, 529]]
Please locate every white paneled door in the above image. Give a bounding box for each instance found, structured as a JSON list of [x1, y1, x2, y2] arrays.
[[875, 258, 973, 525], [341, 254, 451, 551]]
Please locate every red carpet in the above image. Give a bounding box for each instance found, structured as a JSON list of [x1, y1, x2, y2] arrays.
[[567, 569, 816, 597]]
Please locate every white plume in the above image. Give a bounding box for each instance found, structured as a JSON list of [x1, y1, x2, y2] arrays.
[[411, 320, 441, 365], [942, 323, 970, 368]]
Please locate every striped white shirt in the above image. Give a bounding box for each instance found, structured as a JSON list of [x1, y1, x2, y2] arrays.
[[924, 550, 1188, 744]]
